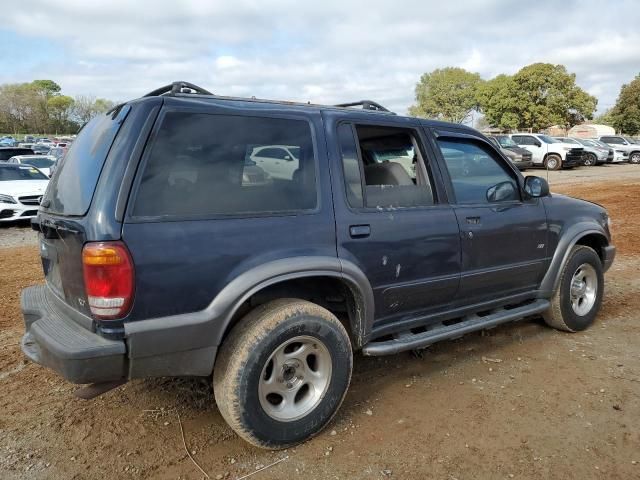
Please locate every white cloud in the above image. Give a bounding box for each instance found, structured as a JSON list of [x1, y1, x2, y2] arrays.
[[1, 0, 639, 114]]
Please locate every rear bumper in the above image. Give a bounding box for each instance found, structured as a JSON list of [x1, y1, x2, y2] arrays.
[[21, 285, 126, 384], [21, 284, 217, 383]]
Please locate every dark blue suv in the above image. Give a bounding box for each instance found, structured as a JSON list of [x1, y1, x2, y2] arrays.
[[21, 82, 615, 448]]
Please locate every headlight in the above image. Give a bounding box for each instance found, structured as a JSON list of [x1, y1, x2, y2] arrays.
[[0, 194, 17, 204]]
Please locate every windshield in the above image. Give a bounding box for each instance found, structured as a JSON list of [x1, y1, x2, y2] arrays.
[[22, 157, 54, 168], [0, 165, 48, 181], [624, 137, 638, 144], [496, 136, 517, 147], [538, 135, 557, 144]]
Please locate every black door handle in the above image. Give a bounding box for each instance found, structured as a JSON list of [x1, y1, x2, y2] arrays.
[[349, 225, 371, 238]]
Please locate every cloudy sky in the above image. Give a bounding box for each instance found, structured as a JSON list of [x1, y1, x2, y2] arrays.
[[1, 0, 639, 116]]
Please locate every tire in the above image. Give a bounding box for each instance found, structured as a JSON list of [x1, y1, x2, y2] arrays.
[[213, 299, 353, 449], [544, 154, 562, 171], [583, 153, 597, 167], [630, 152, 640, 164], [543, 245, 604, 332]]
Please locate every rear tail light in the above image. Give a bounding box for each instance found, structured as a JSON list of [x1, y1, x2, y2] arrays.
[[82, 241, 134, 320]]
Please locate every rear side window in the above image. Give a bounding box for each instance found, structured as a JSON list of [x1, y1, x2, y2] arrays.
[[132, 112, 316, 218], [43, 106, 130, 215]]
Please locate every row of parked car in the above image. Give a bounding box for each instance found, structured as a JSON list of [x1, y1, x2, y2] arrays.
[[0, 136, 74, 222], [487, 133, 640, 170]]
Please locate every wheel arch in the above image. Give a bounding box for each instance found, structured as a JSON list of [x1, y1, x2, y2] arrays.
[[539, 227, 609, 297], [213, 257, 375, 350]]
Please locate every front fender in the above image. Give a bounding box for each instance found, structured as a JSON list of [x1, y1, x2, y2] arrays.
[[538, 222, 609, 297]]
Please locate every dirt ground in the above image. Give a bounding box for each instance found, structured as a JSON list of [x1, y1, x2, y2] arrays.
[[1, 165, 639, 480]]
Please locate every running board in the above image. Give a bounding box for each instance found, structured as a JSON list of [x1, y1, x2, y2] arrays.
[[362, 299, 550, 356]]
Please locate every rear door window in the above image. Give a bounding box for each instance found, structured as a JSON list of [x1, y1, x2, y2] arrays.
[[132, 112, 317, 218], [42, 106, 130, 215]]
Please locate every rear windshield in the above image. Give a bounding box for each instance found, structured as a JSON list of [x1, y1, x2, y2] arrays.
[[0, 165, 48, 180], [42, 106, 130, 215], [132, 112, 317, 218], [0, 148, 34, 160], [22, 157, 54, 168]]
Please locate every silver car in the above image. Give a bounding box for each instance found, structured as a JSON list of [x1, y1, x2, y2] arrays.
[[553, 137, 607, 166]]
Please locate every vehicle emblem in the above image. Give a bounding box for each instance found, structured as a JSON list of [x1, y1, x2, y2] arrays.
[[37, 196, 43, 204]]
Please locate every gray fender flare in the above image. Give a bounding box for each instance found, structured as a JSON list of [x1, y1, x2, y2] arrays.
[[538, 223, 609, 297], [125, 256, 375, 362]]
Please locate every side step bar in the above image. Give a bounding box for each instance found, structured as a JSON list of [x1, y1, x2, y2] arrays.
[[362, 299, 550, 356]]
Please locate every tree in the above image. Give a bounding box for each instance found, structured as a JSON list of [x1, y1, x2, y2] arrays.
[[48, 95, 75, 133], [593, 108, 615, 126], [72, 95, 115, 125], [478, 63, 597, 132], [611, 74, 640, 135], [409, 67, 483, 123], [477, 74, 520, 130]]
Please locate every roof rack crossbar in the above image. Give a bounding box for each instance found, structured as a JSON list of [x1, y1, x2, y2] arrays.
[[334, 100, 393, 113], [143, 81, 213, 97]]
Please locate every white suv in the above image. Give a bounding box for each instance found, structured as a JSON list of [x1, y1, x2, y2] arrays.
[[598, 136, 640, 164], [509, 133, 584, 170]]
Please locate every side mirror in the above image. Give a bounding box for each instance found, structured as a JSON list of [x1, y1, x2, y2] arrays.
[[284, 155, 291, 161], [534, 140, 542, 147], [524, 176, 550, 198], [487, 181, 518, 203]]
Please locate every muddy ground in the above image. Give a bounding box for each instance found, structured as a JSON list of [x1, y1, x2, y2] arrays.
[[1, 165, 639, 479]]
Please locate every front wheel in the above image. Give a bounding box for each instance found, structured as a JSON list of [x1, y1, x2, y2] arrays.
[[583, 153, 597, 166], [543, 245, 604, 332], [630, 152, 640, 164], [213, 299, 353, 449], [544, 154, 562, 171]]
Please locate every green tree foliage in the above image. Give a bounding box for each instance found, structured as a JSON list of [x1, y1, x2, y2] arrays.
[[72, 95, 115, 125], [409, 67, 483, 123], [593, 108, 615, 126], [611, 74, 640, 135], [477, 63, 597, 131], [0, 80, 114, 134]]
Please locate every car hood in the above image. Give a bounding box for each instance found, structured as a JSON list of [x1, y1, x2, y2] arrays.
[[0, 179, 49, 196], [505, 146, 532, 156]]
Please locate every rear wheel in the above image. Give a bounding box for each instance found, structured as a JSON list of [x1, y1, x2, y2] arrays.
[[544, 154, 562, 171], [630, 152, 640, 164], [213, 299, 352, 449], [543, 245, 604, 332], [583, 153, 597, 166]]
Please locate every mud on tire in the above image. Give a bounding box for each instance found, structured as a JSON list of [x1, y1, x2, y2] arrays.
[[213, 299, 353, 449]]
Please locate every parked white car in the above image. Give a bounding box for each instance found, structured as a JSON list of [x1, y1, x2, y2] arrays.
[[598, 136, 640, 164], [509, 133, 584, 170], [249, 145, 300, 180], [554, 137, 607, 166], [7, 155, 57, 176], [0, 163, 49, 222]]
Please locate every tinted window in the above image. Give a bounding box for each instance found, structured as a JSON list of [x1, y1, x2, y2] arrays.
[[438, 138, 519, 204], [0, 148, 34, 160], [22, 157, 54, 168], [512, 135, 532, 145], [42, 106, 130, 215], [602, 136, 623, 144], [133, 112, 316, 217], [0, 165, 48, 181], [337, 123, 363, 207]]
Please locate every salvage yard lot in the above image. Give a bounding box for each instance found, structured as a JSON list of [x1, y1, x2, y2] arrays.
[[1, 165, 639, 479]]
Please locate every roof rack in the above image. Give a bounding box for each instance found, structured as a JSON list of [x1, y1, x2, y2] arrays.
[[334, 100, 394, 114], [143, 81, 213, 97]]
